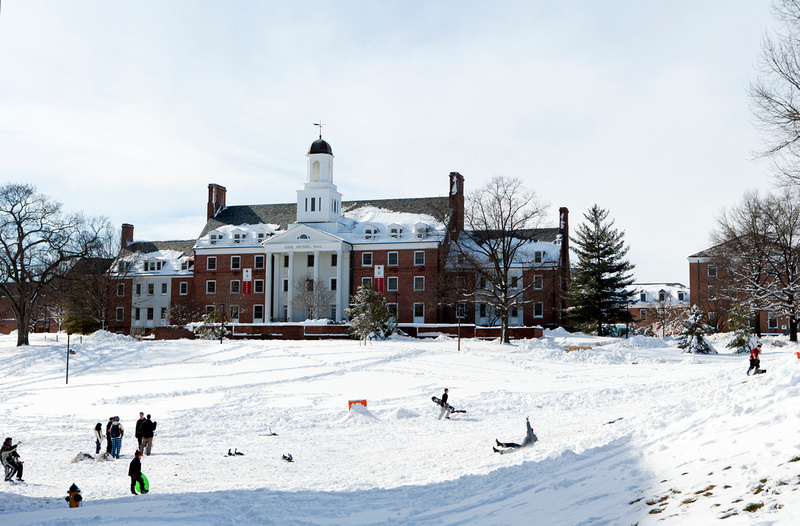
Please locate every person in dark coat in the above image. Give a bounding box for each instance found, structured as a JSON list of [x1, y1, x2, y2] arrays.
[[105, 416, 114, 454], [140, 414, 156, 456], [1, 437, 23, 481], [93, 423, 103, 455], [438, 388, 451, 420], [135, 412, 145, 449], [128, 450, 147, 495]]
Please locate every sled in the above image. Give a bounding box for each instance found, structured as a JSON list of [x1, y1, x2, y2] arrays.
[[431, 396, 467, 413], [135, 474, 149, 493]]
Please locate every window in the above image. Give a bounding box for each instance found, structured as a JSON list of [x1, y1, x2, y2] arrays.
[[181, 260, 189, 271], [640, 292, 647, 302], [390, 227, 401, 238], [678, 291, 685, 301], [478, 276, 486, 289], [147, 308, 154, 321], [160, 307, 167, 321], [456, 303, 466, 319], [147, 261, 163, 271], [161, 283, 168, 294], [229, 305, 240, 322], [136, 283, 141, 295], [387, 276, 398, 291], [330, 304, 337, 320], [362, 253, 372, 266], [534, 251, 543, 264], [233, 233, 245, 244], [231, 280, 241, 294], [414, 251, 425, 266], [209, 234, 220, 245], [511, 306, 518, 318], [118, 261, 132, 273], [364, 227, 375, 239], [148, 283, 154, 295], [479, 304, 487, 318], [388, 252, 398, 266], [708, 264, 717, 277], [180, 282, 188, 295], [257, 232, 266, 241], [510, 275, 519, 289], [206, 280, 216, 294], [305, 279, 314, 292], [284, 255, 289, 268], [658, 291, 666, 302], [769, 312, 779, 330], [640, 309, 647, 320], [331, 253, 338, 267], [231, 256, 241, 270], [135, 308, 140, 321], [414, 276, 425, 291], [283, 279, 289, 292], [254, 279, 264, 294], [307, 254, 314, 267], [388, 303, 398, 318], [116, 307, 124, 321], [533, 302, 544, 318], [708, 285, 717, 300], [253, 305, 264, 322], [413, 303, 425, 320], [362, 277, 373, 287], [330, 278, 337, 291], [117, 283, 125, 297], [206, 305, 216, 315], [207, 257, 217, 271], [533, 275, 543, 290], [255, 255, 265, 269]]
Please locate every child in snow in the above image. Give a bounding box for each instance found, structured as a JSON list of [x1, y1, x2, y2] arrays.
[[747, 343, 762, 375], [493, 417, 538, 453], [128, 450, 147, 495], [1, 437, 23, 481]]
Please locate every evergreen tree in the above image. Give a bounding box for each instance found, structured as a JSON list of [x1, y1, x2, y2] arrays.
[[195, 310, 229, 340], [566, 205, 636, 335], [726, 302, 755, 354], [344, 282, 396, 343], [677, 305, 717, 354]]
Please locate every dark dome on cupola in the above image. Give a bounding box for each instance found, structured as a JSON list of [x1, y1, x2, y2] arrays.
[[309, 138, 333, 155]]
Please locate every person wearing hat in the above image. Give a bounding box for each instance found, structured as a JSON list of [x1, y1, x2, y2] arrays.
[[747, 343, 763, 375], [1, 437, 23, 481], [128, 450, 147, 495], [109, 417, 124, 459]]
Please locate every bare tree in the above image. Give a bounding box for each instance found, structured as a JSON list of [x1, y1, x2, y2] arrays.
[[449, 176, 549, 343], [650, 296, 689, 338], [0, 184, 108, 345], [750, 0, 800, 185], [291, 278, 336, 320], [713, 189, 800, 341]]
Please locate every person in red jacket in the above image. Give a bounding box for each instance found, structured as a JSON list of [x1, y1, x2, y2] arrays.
[[747, 343, 762, 375]]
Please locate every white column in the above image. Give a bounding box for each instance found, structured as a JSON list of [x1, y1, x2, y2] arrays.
[[336, 249, 343, 321], [265, 252, 273, 322], [287, 252, 294, 322]]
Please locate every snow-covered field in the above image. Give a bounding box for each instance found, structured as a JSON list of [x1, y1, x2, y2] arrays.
[[1, 329, 799, 525]]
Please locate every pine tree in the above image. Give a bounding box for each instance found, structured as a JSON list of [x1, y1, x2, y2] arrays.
[[195, 310, 230, 340], [677, 305, 717, 354], [726, 303, 755, 354], [566, 205, 636, 335], [344, 282, 396, 343]]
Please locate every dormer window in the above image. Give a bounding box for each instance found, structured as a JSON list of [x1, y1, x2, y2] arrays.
[[640, 292, 646, 302], [233, 233, 246, 244], [209, 233, 222, 245], [257, 232, 266, 241], [363, 225, 378, 240], [388, 224, 403, 239], [147, 260, 164, 271], [298, 234, 310, 240], [414, 223, 428, 239], [678, 291, 685, 301], [658, 290, 666, 302]]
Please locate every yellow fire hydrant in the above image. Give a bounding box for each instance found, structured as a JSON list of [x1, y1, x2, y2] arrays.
[[65, 483, 82, 508]]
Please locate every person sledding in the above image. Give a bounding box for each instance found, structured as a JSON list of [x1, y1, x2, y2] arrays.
[[493, 417, 538, 454], [129, 450, 148, 495]]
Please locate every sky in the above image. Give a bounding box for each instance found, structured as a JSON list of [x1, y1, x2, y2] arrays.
[[0, 1, 777, 284]]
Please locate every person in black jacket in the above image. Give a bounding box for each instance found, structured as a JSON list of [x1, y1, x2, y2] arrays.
[[105, 416, 114, 454], [437, 388, 452, 420], [128, 450, 147, 495], [135, 412, 145, 449], [140, 414, 156, 456]]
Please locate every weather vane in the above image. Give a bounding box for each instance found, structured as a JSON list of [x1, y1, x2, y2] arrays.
[[313, 120, 324, 139]]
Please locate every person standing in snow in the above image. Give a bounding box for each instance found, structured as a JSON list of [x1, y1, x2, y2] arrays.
[[747, 343, 762, 375], [493, 417, 538, 453], [93, 423, 103, 455], [128, 450, 147, 495], [140, 414, 156, 456], [1, 437, 23, 481], [109, 416, 124, 459], [105, 416, 114, 454], [135, 412, 145, 449], [438, 388, 452, 420]]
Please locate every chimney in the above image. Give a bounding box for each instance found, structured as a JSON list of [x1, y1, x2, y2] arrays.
[[207, 183, 227, 220], [121, 223, 134, 250], [448, 172, 464, 233], [559, 206, 570, 286]]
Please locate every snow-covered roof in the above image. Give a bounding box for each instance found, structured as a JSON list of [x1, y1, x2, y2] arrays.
[[113, 241, 195, 276], [627, 283, 689, 306], [196, 223, 281, 247], [337, 206, 446, 244]]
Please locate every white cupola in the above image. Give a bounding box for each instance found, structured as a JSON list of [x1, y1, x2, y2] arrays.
[[296, 134, 343, 226]]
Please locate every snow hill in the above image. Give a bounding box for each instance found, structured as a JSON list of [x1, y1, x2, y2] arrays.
[[1, 330, 799, 525]]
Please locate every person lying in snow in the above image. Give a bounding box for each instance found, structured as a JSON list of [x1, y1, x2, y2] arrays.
[[493, 417, 538, 454]]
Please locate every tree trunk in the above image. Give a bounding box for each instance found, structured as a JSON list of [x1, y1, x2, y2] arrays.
[[791, 316, 798, 343], [16, 308, 30, 346], [500, 314, 510, 344]]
